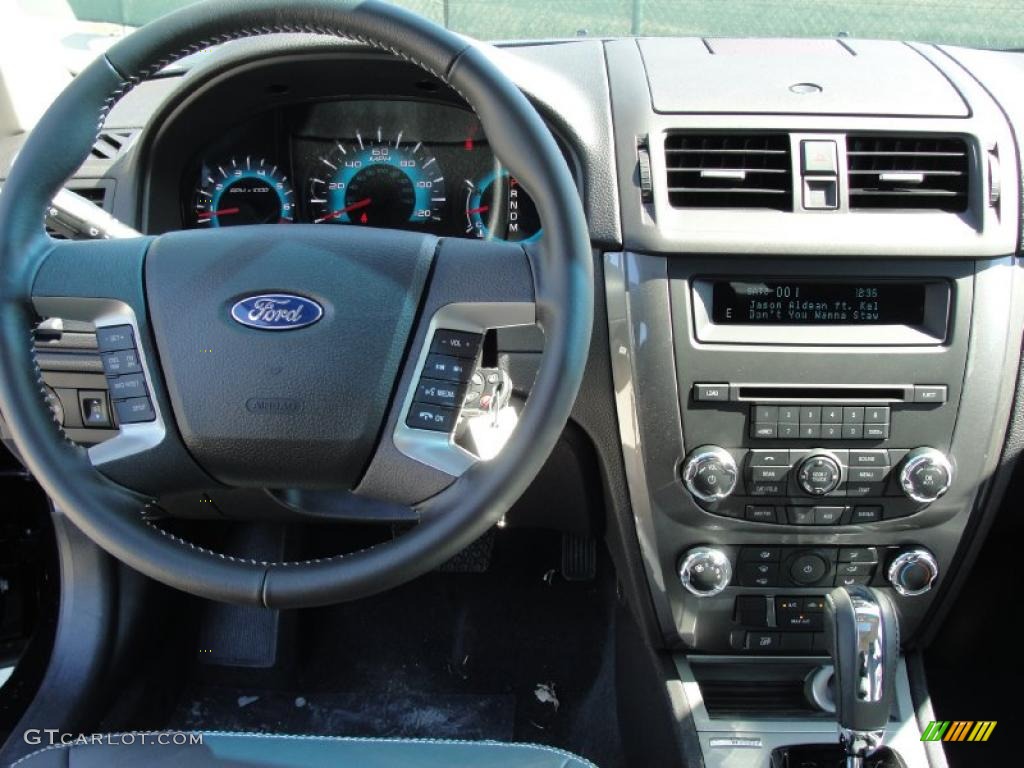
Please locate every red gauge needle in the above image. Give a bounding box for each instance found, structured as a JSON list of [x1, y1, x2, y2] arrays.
[[466, 205, 490, 215], [315, 197, 372, 223], [197, 207, 240, 221]]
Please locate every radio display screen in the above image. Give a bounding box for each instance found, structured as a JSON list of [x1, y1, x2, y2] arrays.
[[710, 280, 928, 325]]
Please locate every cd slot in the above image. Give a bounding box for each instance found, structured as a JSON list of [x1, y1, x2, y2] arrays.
[[736, 385, 909, 403]]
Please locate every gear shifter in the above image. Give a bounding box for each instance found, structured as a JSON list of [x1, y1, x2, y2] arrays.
[[825, 586, 899, 768]]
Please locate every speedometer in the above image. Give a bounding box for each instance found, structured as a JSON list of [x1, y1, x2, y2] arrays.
[[307, 129, 446, 228]]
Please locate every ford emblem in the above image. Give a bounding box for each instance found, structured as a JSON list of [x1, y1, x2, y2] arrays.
[[230, 293, 323, 330]]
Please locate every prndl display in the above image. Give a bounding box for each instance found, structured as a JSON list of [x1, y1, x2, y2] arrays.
[[710, 280, 927, 325]]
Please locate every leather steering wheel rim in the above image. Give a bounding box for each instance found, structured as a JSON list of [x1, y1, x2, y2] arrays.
[[0, 0, 592, 608]]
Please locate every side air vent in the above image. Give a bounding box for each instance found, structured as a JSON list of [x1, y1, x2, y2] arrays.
[[664, 133, 792, 211], [90, 129, 138, 161], [847, 135, 969, 212]]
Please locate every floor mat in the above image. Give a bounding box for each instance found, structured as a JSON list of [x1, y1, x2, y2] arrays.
[[172, 686, 516, 740]]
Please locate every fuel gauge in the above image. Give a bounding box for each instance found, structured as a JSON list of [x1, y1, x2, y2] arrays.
[[463, 169, 541, 243]]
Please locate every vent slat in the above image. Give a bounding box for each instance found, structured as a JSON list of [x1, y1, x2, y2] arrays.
[[847, 135, 969, 212], [664, 133, 792, 210]]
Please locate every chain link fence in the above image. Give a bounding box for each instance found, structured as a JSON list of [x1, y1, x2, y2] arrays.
[[63, 0, 1024, 50]]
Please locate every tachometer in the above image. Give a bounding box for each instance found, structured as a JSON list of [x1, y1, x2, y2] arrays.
[[463, 169, 541, 243], [193, 156, 294, 227], [308, 129, 446, 228]]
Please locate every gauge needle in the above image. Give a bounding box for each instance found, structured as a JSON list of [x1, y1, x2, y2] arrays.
[[466, 205, 490, 215], [315, 197, 372, 223], [197, 207, 241, 221]]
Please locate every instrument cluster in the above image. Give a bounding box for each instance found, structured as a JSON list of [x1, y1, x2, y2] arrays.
[[185, 99, 542, 243]]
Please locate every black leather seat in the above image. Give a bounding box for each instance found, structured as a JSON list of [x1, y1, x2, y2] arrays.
[[10, 732, 596, 767]]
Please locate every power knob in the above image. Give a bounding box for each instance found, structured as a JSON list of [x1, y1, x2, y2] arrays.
[[678, 547, 733, 597], [899, 447, 953, 504], [681, 446, 737, 503], [887, 548, 939, 596]]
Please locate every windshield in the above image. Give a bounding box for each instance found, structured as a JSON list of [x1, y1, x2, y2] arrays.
[[15, 0, 1024, 50]]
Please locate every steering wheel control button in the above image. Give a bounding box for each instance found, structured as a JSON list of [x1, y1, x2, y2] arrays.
[[96, 324, 136, 352], [107, 373, 148, 400], [423, 354, 473, 382], [101, 348, 142, 376], [78, 390, 111, 428], [414, 379, 465, 409], [406, 402, 457, 432], [114, 396, 156, 424], [790, 554, 828, 586], [429, 329, 482, 358], [797, 453, 842, 495]]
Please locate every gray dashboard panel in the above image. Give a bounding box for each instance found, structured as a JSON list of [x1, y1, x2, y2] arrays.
[[639, 37, 969, 117]]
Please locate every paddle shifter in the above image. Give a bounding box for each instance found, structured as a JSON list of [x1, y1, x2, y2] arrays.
[[825, 586, 899, 768]]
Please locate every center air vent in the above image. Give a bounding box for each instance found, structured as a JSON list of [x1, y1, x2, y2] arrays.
[[664, 133, 792, 211], [847, 135, 969, 212]]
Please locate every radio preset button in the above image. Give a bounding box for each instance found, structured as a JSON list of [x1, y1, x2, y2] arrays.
[[864, 406, 890, 424], [778, 406, 799, 423], [822, 406, 843, 423], [842, 424, 864, 439], [800, 406, 822, 424], [843, 406, 864, 424], [754, 405, 779, 422]]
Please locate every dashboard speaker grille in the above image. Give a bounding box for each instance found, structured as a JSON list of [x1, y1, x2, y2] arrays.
[[663, 133, 792, 211], [847, 135, 969, 212]]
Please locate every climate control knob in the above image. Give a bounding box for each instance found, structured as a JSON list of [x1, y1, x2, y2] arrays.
[[797, 451, 842, 496], [899, 447, 953, 504], [678, 547, 733, 597], [681, 446, 737, 503], [887, 548, 939, 596]]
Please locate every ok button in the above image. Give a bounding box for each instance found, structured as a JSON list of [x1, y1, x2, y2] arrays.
[[789, 553, 828, 585]]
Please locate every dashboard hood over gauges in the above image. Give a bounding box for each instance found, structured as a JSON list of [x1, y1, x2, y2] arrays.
[[144, 224, 435, 488]]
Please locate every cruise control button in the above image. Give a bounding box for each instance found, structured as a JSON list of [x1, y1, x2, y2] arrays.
[[429, 330, 481, 359], [107, 373, 147, 401], [414, 378, 465, 408], [96, 325, 135, 352], [423, 354, 473, 382], [101, 349, 142, 376], [406, 403, 457, 432], [113, 396, 155, 424]]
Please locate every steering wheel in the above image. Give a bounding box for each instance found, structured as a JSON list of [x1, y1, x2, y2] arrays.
[[0, 0, 592, 608]]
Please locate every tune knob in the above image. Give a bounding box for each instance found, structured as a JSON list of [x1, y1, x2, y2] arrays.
[[887, 548, 939, 596], [681, 446, 737, 503], [679, 547, 733, 597], [797, 451, 842, 496], [899, 447, 953, 504]]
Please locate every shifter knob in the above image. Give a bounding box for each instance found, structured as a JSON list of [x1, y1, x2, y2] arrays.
[[825, 586, 899, 759]]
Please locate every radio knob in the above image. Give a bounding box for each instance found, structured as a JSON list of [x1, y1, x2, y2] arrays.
[[681, 446, 738, 503], [797, 451, 842, 496], [887, 548, 939, 596], [679, 547, 732, 597], [899, 447, 953, 504]]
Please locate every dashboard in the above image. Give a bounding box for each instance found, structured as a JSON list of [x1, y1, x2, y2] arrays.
[[183, 98, 541, 241]]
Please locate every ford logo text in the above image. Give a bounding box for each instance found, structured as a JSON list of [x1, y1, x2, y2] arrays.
[[230, 293, 323, 331]]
